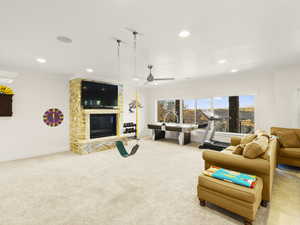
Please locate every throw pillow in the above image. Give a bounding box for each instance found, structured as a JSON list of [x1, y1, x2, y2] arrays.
[[276, 130, 300, 148], [243, 135, 269, 159], [260, 147, 270, 160], [240, 134, 257, 145], [233, 144, 245, 155]]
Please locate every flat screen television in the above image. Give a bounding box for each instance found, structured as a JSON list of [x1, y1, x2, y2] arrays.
[[81, 81, 118, 109]]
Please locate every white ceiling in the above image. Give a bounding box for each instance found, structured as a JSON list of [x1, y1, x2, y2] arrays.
[[1, 0, 300, 84]]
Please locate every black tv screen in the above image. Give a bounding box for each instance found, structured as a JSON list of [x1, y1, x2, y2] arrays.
[[81, 81, 118, 109]]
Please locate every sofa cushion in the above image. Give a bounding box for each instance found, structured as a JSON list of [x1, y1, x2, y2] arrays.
[[271, 127, 300, 137], [279, 148, 300, 159], [240, 134, 257, 145], [198, 175, 263, 203], [276, 130, 300, 148], [222, 149, 235, 155], [243, 135, 269, 159], [225, 145, 237, 151]]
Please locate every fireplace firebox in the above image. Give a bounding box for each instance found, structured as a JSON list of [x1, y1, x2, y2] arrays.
[[90, 114, 117, 139]]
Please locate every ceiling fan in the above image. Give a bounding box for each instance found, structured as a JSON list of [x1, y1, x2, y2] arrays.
[[146, 65, 175, 83]]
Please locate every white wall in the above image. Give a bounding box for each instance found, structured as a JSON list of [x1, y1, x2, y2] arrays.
[[140, 65, 300, 142], [272, 66, 300, 128], [0, 72, 69, 162], [0, 73, 143, 162]]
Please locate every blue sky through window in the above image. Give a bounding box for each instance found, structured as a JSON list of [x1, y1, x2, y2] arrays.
[[197, 99, 211, 109], [213, 96, 228, 109], [239, 95, 255, 107], [183, 99, 195, 109]]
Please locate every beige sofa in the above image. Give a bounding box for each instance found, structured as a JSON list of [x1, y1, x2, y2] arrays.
[[201, 136, 278, 204], [271, 127, 300, 167]]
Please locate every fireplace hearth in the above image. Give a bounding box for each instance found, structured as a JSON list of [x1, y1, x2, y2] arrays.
[[90, 114, 117, 139]]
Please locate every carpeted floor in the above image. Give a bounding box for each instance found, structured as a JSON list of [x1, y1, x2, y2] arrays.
[[0, 139, 299, 225]]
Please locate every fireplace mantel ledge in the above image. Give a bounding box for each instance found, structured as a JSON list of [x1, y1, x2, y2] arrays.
[[77, 135, 127, 144]]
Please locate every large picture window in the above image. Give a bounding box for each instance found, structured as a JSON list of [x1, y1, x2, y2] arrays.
[[157, 95, 255, 134]]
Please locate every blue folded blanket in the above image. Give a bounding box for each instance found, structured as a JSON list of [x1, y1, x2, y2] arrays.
[[203, 166, 257, 188]]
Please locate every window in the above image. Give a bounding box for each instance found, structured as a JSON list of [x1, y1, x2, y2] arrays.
[[183, 99, 196, 123], [156, 95, 255, 134], [239, 95, 255, 133], [157, 99, 180, 123], [213, 96, 229, 132], [196, 98, 212, 124]]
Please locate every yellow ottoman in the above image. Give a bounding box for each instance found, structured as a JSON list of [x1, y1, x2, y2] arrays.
[[197, 175, 263, 225]]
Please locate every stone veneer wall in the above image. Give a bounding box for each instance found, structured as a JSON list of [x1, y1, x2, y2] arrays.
[[69, 78, 126, 154]]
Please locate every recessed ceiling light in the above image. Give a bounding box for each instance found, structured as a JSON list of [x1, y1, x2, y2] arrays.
[[36, 58, 46, 63], [57, 36, 72, 44], [86, 68, 94, 73], [231, 69, 239, 73], [218, 59, 227, 64], [178, 30, 191, 38], [133, 77, 139, 81]]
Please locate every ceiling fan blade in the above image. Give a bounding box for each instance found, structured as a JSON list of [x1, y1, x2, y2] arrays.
[[153, 78, 175, 81]]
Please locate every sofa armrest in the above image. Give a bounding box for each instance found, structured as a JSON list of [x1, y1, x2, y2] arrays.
[[230, 136, 241, 146], [203, 150, 269, 175]]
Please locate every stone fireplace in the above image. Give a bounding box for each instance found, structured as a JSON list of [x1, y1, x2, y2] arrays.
[[69, 78, 127, 154]]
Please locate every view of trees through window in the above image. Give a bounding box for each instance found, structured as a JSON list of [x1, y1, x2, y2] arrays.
[[157, 95, 255, 134], [157, 100, 180, 123], [239, 95, 255, 133], [196, 98, 212, 124], [213, 97, 229, 132], [183, 99, 195, 123]]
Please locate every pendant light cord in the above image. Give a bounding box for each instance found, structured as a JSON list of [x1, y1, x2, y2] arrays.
[[117, 40, 121, 78], [133, 32, 137, 78]]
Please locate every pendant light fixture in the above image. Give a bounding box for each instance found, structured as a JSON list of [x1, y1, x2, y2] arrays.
[[112, 37, 126, 80], [126, 28, 143, 80]]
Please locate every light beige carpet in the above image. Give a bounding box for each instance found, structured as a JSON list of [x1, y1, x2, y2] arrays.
[[0, 139, 299, 225]]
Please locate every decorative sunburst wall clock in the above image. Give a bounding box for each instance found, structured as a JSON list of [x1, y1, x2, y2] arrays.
[[43, 108, 64, 127]]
